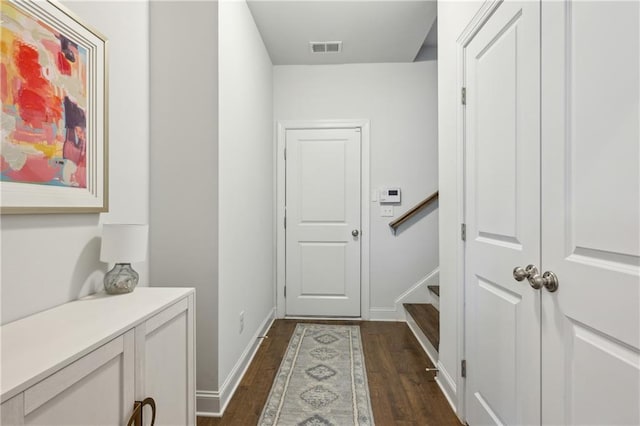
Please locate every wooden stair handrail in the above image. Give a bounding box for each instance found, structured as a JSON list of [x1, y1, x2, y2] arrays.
[[389, 190, 439, 234]]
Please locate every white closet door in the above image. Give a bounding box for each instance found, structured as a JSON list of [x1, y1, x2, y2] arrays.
[[541, 2, 640, 425], [463, 1, 541, 425]]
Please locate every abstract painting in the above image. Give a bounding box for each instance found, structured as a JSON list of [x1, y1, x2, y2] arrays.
[[1, 0, 107, 213]]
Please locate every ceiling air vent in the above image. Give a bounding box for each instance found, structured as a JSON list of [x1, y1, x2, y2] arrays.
[[310, 41, 342, 54]]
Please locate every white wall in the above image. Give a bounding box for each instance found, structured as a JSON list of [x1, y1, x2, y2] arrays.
[[218, 0, 275, 398], [148, 0, 219, 411], [150, 0, 273, 413], [274, 62, 439, 317], [437, 0, 484, 416], [1, 1, 149, 325]]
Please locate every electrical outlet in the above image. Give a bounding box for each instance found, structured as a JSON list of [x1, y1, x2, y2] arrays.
[[239, 311, 245, 334]]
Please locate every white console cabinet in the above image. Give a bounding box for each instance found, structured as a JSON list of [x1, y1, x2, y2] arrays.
[[1, 288, 195, 425]]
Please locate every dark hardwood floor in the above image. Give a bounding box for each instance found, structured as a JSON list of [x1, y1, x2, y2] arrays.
[[198, 319, 460, 426]]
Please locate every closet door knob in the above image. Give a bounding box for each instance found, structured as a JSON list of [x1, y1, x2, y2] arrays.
[[513, 266, 528, 281], [540, 271, 559, 292], [527, 272, 544, 290], [527, 269, 559, 292], [513, 264, 537, 282], [352, 229, 359, 237]]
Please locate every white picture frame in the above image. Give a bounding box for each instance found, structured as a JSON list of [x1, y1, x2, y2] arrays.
[[1, 0, 108, 214]]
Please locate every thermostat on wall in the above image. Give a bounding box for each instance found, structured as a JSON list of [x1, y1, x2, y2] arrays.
[[379, 187, 401, 203]]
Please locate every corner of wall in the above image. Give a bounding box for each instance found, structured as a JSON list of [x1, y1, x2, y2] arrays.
[[437, 2, 486, 422], [217, 0, 275, 396], [368, 268, 440, 321], [197, 308, 275, 417], [149, 0, 220, 400]]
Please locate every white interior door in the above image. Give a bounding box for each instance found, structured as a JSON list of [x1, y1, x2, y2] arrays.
[[541, 2, 640, 425], [285, 128, 361, 317], [464, 1, 541, 425]]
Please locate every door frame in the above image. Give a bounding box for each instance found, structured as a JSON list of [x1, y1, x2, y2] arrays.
[[456, 0, 505, 421], [275, 120, 371, 319]]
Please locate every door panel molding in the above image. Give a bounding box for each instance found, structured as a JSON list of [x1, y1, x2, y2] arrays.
[[276, 120, 371, 319]]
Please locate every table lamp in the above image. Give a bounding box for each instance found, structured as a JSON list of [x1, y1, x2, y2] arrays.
[[100, 224, 148, 294]]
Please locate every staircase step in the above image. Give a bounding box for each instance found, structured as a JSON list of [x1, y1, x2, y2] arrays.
[[403, 303, 439, 351], [427, 285, 440, 297]]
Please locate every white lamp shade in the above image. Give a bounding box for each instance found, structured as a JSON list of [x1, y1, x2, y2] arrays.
[[100, 224, 149, 263]]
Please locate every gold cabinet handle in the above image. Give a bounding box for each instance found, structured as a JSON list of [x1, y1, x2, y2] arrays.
[[126, 397, 156, 426], [127, 401, 142, 426], [141, 397, 157, 425]]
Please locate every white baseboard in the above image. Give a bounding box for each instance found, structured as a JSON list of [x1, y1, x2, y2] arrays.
[[196, 307, 276, 417], [435, 360, 458, 415], [369, 268, 439, 321], [368, 307, 400, 321], [285, 316, 362, 321], [196, 391, 220, 417]]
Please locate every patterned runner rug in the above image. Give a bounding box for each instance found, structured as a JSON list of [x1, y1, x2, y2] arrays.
[[259, 323, 375, 426]]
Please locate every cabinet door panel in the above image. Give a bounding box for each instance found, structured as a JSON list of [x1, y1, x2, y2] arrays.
[[23, 331, 134, 425], [142, 296, 195, 426]]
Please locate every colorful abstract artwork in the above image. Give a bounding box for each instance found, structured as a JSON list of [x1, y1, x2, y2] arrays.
[[1, 2, 88, 188], [0, 0, 107, 214]]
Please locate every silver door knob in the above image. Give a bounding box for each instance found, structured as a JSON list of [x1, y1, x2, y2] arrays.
[[527, 270, 544, 289], [527, 270, 558, 293], [352, 229, 359, 237], [513, 264, 537, 282], [529, 271, 559, 292]]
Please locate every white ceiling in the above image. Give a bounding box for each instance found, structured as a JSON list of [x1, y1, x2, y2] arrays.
[[247, 1, 438, 65]]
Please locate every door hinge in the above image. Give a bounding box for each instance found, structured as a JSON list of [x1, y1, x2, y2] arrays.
[[284, 286, 287, 298], [461, 359, 467, 378], [461, 87, 467, 106], [284, 147, 286, 160], [461, 223, 466, 241], [284, 215, 287, 229]]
